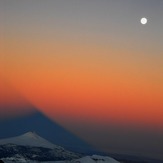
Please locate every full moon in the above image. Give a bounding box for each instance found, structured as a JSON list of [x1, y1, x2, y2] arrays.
[[141, 18, 148, 25]]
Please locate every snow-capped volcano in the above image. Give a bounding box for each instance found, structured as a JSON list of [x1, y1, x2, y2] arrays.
[[0, 132, 80, 162], [0, 131, 61, 149], [0, 132, 121, 163]]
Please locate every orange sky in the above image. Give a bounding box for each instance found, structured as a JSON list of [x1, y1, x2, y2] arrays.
[[1, 34, 163, 129], [1, 0, 163, 159]]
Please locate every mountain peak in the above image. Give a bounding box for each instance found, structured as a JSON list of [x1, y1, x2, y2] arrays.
[[22, 131, 40, 139], [0, 132, 81, 163], [0, 131, 62, 149], [0, 111, 94, 153]]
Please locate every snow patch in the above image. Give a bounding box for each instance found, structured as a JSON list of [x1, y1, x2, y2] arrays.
[[0, 131, 62, 149]]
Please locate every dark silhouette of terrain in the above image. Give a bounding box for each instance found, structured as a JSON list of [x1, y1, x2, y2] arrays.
[[0, 111, 95, 153]]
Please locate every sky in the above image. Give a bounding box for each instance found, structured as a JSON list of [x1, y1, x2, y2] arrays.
[[1, 0, 163, 160]]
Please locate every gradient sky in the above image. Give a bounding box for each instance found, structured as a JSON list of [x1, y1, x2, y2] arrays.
[[1, 0, 163, 160]]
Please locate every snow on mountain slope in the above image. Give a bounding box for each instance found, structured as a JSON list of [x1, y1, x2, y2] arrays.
[[0, 132, 80, 162], [52, 155, 120, 163], [0, 132, 120, 163], [0, 131, 62, 149], [77, 155, 120, 163]]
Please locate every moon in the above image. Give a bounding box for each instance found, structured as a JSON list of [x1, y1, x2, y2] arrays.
[[141, 18, 148, 25]]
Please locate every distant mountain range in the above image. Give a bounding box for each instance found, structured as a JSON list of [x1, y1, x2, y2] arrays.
[[0, 132, 120, 163]]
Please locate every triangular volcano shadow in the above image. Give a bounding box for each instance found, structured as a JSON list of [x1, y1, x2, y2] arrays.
[[0, 111, 95, 153]]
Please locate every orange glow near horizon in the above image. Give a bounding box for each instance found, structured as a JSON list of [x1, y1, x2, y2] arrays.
[[1, 3, 163, 133], [1, 37, 163, 129]]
